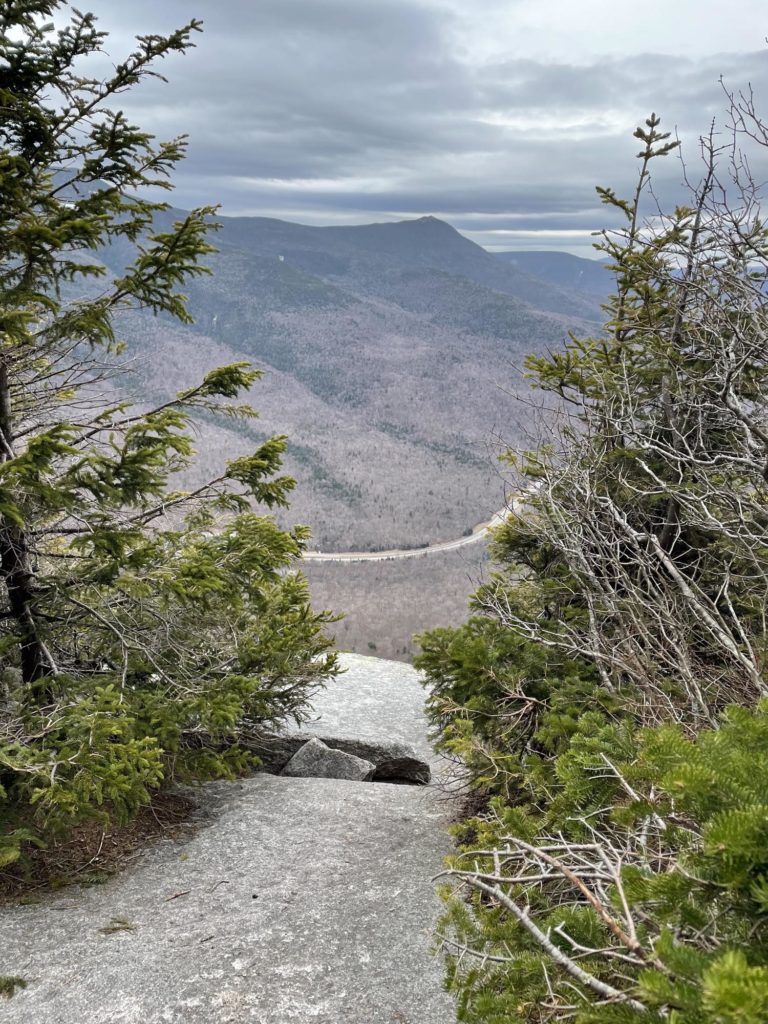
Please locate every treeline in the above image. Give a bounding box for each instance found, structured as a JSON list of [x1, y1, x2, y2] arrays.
[[417, 110, 768, 1021]]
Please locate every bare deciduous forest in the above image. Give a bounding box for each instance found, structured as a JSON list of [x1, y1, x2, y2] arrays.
[[100, 213, 604, 656], [304, 545, 490, 661]]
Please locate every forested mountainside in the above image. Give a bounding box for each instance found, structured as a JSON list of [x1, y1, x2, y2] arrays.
[[493, 249, 613, 299], [99, 213, 600, 551]]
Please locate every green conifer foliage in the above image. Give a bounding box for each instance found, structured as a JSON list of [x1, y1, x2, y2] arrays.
[[418, 106, 768, 1021], [437, 704, 768, 1022], [0, 2, 337, 863]]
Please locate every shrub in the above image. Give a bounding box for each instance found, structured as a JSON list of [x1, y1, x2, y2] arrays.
[[419, 101, 768, 1020], [0, 3, 337, 865]]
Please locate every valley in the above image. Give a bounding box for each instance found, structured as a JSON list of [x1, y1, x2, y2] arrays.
[[102, 213, 605, 656], [305, 544, 491, 662]]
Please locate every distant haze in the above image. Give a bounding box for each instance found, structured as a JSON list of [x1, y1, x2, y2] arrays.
[[82, 1, 767, 257]]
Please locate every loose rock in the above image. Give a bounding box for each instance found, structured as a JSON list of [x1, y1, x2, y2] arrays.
[[281, 737, 376, 781], [240, 728, 431, 784]]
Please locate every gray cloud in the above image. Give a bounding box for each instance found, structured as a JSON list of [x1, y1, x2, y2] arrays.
[[82, 0, 768, 255]]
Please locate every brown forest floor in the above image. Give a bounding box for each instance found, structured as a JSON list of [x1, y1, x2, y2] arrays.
[[0, 791, 199, 905]]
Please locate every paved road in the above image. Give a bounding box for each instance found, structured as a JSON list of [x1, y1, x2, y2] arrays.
[[303, 509, 509, 564]]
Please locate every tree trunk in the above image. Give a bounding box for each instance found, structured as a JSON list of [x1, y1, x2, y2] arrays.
[[0, 523, 49, 684], [0, 359, 50, 686]]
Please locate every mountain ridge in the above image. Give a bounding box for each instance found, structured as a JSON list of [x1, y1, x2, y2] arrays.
[[95, 209, 602, 552], [493, 249, 613, 299], [206, 211, 603, 320]]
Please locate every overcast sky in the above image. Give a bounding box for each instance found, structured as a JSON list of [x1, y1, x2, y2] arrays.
[[89, 0, 768, 256]]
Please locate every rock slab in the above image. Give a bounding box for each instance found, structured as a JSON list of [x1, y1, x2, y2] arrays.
[[281, 736, 376, 780], [0, 654, 456, 1024]]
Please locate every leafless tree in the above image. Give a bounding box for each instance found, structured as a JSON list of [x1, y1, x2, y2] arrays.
[[480, 98, 768, 728]]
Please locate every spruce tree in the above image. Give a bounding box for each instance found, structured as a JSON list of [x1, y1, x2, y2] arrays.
[[0, 2, 337, 863], [418, 105, 768, 1021]]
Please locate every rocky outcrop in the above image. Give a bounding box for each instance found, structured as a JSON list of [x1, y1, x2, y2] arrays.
[[1, 654, 455, 1024], [281, 737, 376, 781], [240, 727, 430, 784]]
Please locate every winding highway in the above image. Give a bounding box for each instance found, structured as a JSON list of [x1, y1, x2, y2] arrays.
[[302, 500, 525, 564]]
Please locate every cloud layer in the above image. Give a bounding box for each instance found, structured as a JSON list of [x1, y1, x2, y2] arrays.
[[88, 0, 768, 255]]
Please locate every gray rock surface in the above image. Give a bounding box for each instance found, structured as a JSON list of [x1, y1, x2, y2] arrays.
[[281, 736, 375, 780], [239, 652, 435, 784], [308, 655, 437, 765], [0, 654, 456, 1024], [241, 729, 431, 784]]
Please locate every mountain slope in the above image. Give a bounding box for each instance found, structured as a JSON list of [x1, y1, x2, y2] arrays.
[[96, 213, 601, 551], [494, 249, 612, 299], [214, 214, 603, 319]]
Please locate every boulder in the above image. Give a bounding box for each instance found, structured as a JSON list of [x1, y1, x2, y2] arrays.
[[320, 736, 431, 785], [281, 737, 375, 781], [239, 727, 431, 784]]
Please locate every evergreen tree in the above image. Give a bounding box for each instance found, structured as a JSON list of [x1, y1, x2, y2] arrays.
[[0, 2, 337, 863], [418, 104, 768, 1021]]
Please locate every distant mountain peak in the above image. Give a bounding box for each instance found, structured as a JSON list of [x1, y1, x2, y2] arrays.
[[411, 215, 455, 231], [166, 205, 602, 319], [385, 215, 466, 243]]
